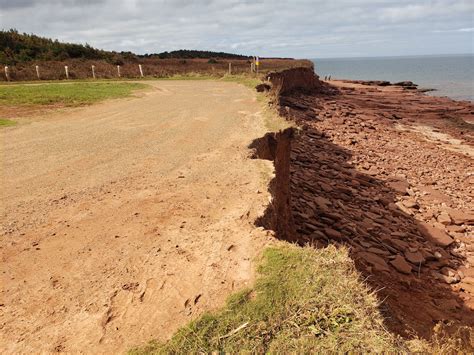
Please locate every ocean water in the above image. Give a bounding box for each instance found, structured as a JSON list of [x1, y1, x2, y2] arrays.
[[311, 54, 474, 102]]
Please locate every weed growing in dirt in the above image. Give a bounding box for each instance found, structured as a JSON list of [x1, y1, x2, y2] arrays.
[[0, 82, 148, 107], [0, 118, 16, 127], [130, 245, 401, 353]]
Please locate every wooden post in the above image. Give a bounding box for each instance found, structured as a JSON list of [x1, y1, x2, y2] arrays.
[[4, 66, 10, 81], [64, 66, 69, 80], [35, 65, 40, 80], [117, 65, 121, 77], [138, 64, 144, 78], [91, 65, 96, 79], [228, 62, 232, 75]]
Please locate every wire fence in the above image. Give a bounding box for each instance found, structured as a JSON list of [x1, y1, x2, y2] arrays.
[[0, 58, 312, 82]]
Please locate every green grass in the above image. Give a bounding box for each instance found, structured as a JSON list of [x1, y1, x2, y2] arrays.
[[130, 245, 402, 354], [0, 82, 148, 107], [221, 74, 262, 89], [0, 118, 17, 127]]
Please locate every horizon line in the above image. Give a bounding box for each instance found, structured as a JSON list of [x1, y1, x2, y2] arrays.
[[308, 53, 473, 60]]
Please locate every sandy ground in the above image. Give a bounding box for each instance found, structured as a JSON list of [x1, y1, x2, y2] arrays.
[[0, 81, 273, 352]]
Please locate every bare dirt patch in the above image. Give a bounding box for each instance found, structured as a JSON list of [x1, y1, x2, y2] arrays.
[[0, 80, 274, 352]]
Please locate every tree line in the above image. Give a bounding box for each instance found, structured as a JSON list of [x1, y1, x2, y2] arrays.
[[0, 29, 250, 65]]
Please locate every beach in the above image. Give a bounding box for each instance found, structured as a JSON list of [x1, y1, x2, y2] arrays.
[[271, 71, 474, 337]]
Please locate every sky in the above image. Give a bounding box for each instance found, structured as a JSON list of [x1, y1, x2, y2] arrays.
[[0, 0, 473, 58]]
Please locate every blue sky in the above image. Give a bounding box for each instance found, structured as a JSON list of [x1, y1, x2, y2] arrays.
[[0, 0, 473, 58]]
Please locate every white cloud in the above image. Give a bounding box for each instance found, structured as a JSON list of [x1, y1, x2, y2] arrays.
[[433, 27, 474, 33], [0, 0, 473, 57]]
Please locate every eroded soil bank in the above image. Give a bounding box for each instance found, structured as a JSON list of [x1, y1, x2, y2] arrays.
[[262, 68, 474, 338]]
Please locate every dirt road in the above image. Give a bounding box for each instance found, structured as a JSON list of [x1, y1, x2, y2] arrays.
[[0, 81, 273, 352]]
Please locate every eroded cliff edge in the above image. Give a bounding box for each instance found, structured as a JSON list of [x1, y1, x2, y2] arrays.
[[253, 66, 474, 338]]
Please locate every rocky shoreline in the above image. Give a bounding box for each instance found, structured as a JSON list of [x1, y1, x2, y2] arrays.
[[340, 79, 426, 91], [265, 68, 474, 338]]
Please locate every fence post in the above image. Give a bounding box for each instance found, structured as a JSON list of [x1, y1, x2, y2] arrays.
[[4, 66, 10, 81], [138, 64, 144, 78], [117, 65, 121, 78], [228, 62, 232, 75], [36, 65, 40, 80], [65, 66, 69, 80], [91, 65, 96, 79]]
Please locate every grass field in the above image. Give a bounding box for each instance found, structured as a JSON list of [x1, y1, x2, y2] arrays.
[[0, 82, 148, 107], [0, 76, 276, 131], [0, 76, 259, 109]]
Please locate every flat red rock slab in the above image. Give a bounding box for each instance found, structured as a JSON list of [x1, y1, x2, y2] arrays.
[[418, 222, 454, 247]]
